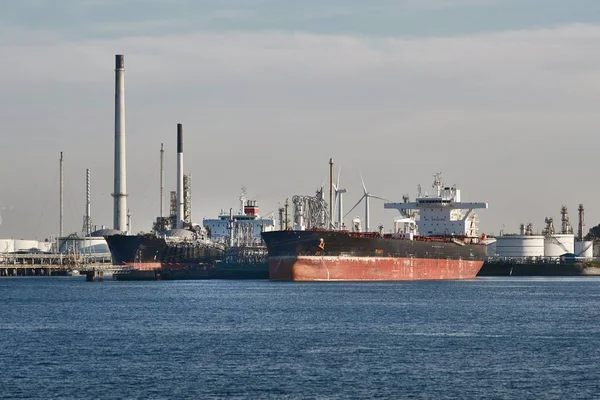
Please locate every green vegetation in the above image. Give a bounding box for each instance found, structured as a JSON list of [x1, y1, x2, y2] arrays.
[[584, 224, 600, 241]]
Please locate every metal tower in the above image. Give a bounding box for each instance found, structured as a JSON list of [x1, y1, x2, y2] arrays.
[[183, 173, 192, 225], [82, 169, 92, 235]]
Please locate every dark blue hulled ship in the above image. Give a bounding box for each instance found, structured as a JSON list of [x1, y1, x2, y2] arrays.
[[107, 190, 276, 280]]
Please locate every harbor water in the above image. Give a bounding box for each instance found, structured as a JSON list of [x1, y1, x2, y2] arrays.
[[1, 277, 600, 399]]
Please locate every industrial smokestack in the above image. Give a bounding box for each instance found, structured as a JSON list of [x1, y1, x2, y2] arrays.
[[59, 152, 64, 237], [176, 123, 184, 229], [160, 143, 164, 219], [578, 203, 585, 240], [113, 54, 128, 233]]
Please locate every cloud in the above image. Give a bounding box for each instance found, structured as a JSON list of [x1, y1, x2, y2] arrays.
[[5, 23, 600, 85], [402, 0, 500, 11], [1, 23, 600, 238]]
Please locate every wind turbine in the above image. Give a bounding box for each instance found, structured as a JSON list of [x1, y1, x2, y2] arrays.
[[345, 174, 388, 232], [332, 169, 347, 230]]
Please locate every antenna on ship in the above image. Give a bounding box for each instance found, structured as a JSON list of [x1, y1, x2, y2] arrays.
[[228, 208, 234, 247], [240, 187, 247, 215], [432, 172, 443, 197]]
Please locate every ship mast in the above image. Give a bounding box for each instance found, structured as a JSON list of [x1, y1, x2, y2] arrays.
[[228, 208, 234, 247]]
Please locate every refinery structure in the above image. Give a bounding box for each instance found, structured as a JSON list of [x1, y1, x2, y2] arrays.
[[2, 52, 600, 277], [489, 204, 593, 260]]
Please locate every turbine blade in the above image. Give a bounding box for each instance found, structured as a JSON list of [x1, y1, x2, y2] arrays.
[[336, 167, 341, 189], [360, 172, 367, 195], [344, 194, 366, 218], [369, 195, 391, 202]]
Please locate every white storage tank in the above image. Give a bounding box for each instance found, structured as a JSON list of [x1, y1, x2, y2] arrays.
[[0, 238, 14, 253], [37, 241, 53, 252], [59, 236, 109, 255], [544, 234, 575, 257], [80, 237, 109, 254], [574, 240, 593, 258], [484, 238, 497, 257], [13, 239, 39, 252], [495, 235, 545, 257]]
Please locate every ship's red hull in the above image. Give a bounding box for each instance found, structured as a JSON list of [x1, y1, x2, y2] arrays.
[[269, 256, 483, 281]]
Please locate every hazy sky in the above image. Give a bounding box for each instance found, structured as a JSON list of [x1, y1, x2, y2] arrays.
[[2, 0, 600, 240]]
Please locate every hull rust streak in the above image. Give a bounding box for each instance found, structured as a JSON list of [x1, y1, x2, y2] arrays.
[[269, 255, 483, 281]]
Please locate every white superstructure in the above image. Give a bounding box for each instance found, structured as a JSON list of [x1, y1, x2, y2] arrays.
[[203, 189, 276, 246], [384, 174, 488, 237]]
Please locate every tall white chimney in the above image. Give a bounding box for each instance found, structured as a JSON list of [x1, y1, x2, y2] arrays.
[[113, 54, 127, 232], [59, 151, 63, 237], [176, 123, 184, 229]]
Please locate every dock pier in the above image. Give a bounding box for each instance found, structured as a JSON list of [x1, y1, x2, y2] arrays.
[[0, 253, 127, 281]]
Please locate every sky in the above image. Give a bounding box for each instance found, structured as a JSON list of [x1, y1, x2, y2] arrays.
[[2, 0, 600, 240]]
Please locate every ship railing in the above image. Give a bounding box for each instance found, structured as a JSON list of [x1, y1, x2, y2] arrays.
[[485, 256, 563, 265]]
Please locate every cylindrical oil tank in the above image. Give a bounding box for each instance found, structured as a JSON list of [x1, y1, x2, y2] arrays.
[[13, 239, 39, 252], [484, 238, 497, 257], [79, 237, 109, 254], [494, 235, 545, 257], [575, 240, 593, 258], [544, 234, 575, 257], [0, 239, 14, 253], [58, 237, 106, 254], [37, 241, 53, 252]]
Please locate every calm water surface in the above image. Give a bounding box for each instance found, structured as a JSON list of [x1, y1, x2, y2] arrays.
[[1, 277, 599, 399]]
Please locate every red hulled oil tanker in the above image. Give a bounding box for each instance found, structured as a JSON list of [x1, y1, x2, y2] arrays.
[[261, 173, 488, 281]]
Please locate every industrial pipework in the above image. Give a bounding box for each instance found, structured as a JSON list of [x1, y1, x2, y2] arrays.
[[176, 123, 184, 229]]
